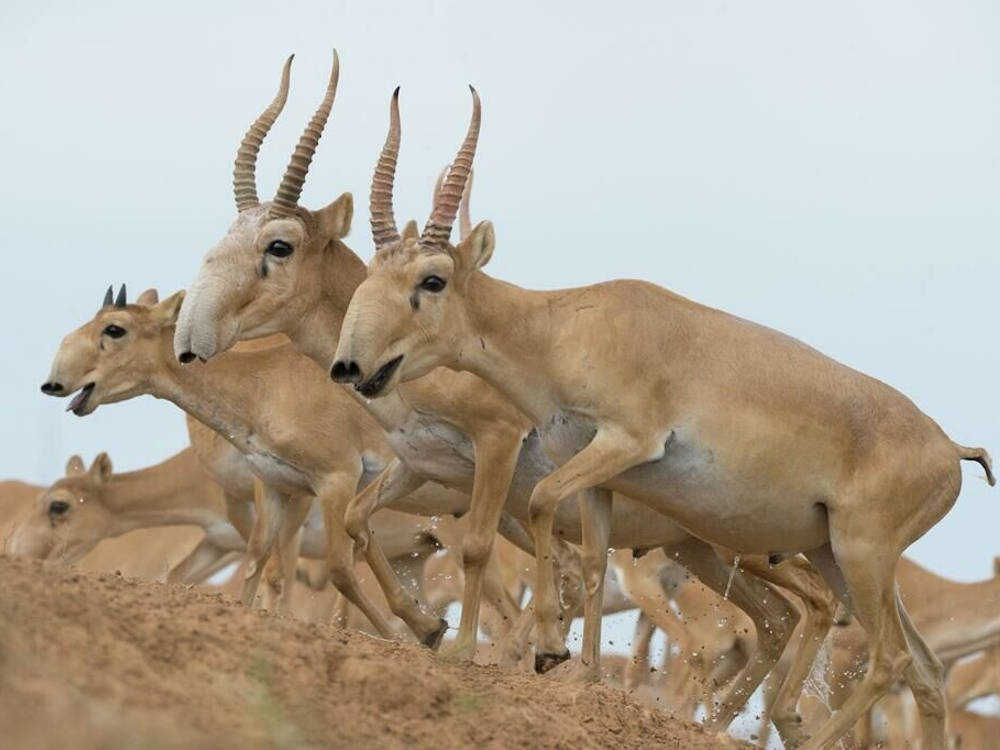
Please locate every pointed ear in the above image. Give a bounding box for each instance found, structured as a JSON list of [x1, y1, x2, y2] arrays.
[[455, 220, 494, 275], [316, 192, 353, 239], [151, 291, 186, 327], [401, 219, 419, 244], [994, 556, 1000, 578], [65, 455, 86, 476], [89, 452, 113, 483], [135, 288, 160, 306]]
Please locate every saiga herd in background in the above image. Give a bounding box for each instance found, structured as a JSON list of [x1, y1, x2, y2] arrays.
[[4, 50, 996, 748]]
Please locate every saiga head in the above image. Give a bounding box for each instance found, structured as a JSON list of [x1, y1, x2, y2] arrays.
[[40, 286, 185, 415], [7, 453, 117, 564], [331, 88, 494, 398], [173, 51, 353, 363]]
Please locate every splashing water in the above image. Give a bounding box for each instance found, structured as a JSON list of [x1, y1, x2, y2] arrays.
[[723, 555, 741, 600]]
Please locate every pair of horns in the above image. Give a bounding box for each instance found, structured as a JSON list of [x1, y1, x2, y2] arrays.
[[102, 284, 127, 309], [232, 51, 340, 218], [370, 86, 481, 251]]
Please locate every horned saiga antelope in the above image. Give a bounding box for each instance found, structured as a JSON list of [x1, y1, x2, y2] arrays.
[[331, 88, 995, 750], [171, 54, 840, 742]]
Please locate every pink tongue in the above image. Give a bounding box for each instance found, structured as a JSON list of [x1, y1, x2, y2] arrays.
[[66, 386, 91, 412]]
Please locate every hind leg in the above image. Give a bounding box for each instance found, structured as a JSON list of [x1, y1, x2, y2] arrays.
[[800, 530, 914, 749], [624, 612, 657, 690], [896, 589, 948, 745]]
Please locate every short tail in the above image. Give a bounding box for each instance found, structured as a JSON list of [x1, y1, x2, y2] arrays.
[[955, 443, 997, 487]]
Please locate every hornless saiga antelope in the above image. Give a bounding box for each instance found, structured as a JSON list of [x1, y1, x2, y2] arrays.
[[170, 52, 839, 742], [330, 87, 996, 749], [7, 448, 241, 583], [1, 463, 209, 582], [40, 285, 520, 642]]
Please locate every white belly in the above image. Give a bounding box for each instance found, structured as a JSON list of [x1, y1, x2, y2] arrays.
[[386, 413, 478, 494]]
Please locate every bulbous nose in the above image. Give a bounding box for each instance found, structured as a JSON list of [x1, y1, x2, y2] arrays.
[[330, 360, 362, 384], [40, 381, 64, 395], [178, 351, 197, 364]]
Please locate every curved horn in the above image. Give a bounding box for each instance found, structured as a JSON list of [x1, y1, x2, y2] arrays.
[[370, 88, 402, 249], [271, 50, 340, 218], [432, 164, 448, 209], [459, 167, 474, 242], [433, 164, 473, 241], [422, 86, 481, 249], [233, 55, 294, 213], [114, 284, 127, 308], [102, 285, 114, 308]]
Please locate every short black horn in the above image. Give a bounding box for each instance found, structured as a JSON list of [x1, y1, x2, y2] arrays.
[[114, 284, 127, 308], [102, 285, 114, 307]]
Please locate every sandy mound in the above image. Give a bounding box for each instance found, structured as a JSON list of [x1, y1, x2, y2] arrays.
[[0, 556, 745, 749]]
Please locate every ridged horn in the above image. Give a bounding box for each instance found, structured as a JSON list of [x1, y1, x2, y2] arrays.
[[421, 86, 481, 249], [233, 55, 294, 212], [370, 88, 401, 249], [271, 50, 340, 218], [102, 285, 113, 308], [434, 164, 474, 242], [114, 284, 127, 308]]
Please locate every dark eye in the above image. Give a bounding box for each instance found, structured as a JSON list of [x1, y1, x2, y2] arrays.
[[266, 240, 294, 258], [49, 500, 70, 516], [419, 275, 447, 293], [102, 324, 126, 339]]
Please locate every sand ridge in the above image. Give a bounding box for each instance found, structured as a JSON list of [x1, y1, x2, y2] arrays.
[[0, 555, 748, 749]]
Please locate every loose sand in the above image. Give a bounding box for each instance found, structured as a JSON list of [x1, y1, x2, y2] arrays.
[[0, 555, 747, 749]]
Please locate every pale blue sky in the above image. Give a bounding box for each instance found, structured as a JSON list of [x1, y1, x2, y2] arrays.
[[1, 0, 997, 586]]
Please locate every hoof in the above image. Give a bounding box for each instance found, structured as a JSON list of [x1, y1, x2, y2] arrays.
[[534, 649, 571, 674], [421, 618, 449, 650]]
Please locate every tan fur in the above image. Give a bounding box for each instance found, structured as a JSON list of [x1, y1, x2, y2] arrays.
[[6, 449, 236, 583], [171, 79, 838, 738], [331, 99, 994, 749], [42, 289, 541, 649], [1, 475, 204, 581], [948, 646, 1000, 710]]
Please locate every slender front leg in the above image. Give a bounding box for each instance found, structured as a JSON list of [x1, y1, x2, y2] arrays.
[[318, 471, 400, 639], [267, 493, 314, 616], [441, 429, 523, 662], [668, 538, 800, 731], [223, 490, 255, 543], [242, 480, 287, 608], [361, 532, 449, 648], [551, 486, 613, 682], [529, 428, 656, 672], [344, 458, 425, 552], [166, 538, 228, 584], [341, 460, 448, 646], [623, 612, 657, 690]]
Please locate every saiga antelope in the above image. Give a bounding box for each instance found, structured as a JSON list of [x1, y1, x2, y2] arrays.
[[40, 285, 489, 641], [330, 88, 994, 750], [7, 448, 241, 583], [170, 53, 838, 740], [1, 462, 209, 582]]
